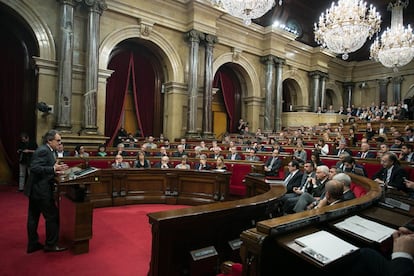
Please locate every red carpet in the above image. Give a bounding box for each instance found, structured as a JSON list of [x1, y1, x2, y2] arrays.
[[0, 185, 188, 276]]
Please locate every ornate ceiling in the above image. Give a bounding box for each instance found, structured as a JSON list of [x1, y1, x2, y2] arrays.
[[253, 0, 414, 61]]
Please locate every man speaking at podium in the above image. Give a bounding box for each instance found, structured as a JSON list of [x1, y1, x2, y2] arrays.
[[25, 129, 68, 253]]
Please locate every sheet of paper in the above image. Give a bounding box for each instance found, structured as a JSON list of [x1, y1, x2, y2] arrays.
[[294, 230, 359, 264], [334, 215, 395, 243]]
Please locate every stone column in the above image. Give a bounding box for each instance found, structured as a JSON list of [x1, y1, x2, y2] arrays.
[[319, 73, 328, 110], [83, 0, 107, 134], [274, 57, 285, 132], [343, 82, 355, 108], [260, 55, 275, 132], [185, 29, 205, 138], [378, 78, 389, 104], [56, 0, 76, 132], [392, 76, 403, 104], [202, 34, 217, 139], [309, 71, 321, 112]]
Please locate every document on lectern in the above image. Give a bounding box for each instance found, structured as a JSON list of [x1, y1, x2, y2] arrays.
[[334, 215, 395, 243], [294, 230, 358, 264]]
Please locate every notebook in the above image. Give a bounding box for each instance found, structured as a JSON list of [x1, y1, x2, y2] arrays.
[[294, 230, 359, 264]]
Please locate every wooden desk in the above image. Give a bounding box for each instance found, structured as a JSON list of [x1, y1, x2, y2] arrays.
[[147, 184, 286, 276], [58, 168, 231, 255], [240, 173, 414, 276]]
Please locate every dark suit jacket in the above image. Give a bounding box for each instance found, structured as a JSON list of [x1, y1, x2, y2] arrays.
[[343, 189, 356, 201], [154, 162, 172, 168], [356, 151, 376, 159], [264, 157, 282, 176], [333, 148, 353, 156], [284, 170, 304, 193], [24, 144, 56, 200], [372, 165, 408, 191], [194, 163, 211, 171], [172, 151, 186, 157], [226, 153, 242, 160]]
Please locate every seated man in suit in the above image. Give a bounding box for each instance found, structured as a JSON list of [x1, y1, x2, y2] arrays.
[[342, 155, 368, 177], [356, 142, 376, 159], [172, 144, 186, 157], [154, 155, 172, 169], [263, 149, 282, 176], [398, 144, 414, 163], [333, 139, 353, 157], [194, 154, 211, 171], [372, 151, 408, 192], [283, 160, 303, 193], [245, 149, 260, 162], [314, 173, 355, 209], [112, 154, 131, 169], [226, 146, 242, 160], [155, 146, 169, 157], [292, 165, 330, 213]]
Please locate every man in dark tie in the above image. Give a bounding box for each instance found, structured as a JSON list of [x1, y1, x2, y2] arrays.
[[333, 140, 352, 157], [372, 152, 408, 192], [194, 154, 211, 170], [283, 160, 303, 193], [25, 129, 68, 253], [264, 149, 282, 176]]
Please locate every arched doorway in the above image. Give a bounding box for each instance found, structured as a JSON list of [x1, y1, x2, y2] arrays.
[[282, 78, 300, 112], [213, 64, 243, 137], [105, 39, 164, 146], [0, 4, 38, 181]]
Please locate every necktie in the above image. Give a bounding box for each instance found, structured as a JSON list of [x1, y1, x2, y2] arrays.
[[268, 157, 275, 169], [385, 168, 392, 185], [284, 172, 294, 186]]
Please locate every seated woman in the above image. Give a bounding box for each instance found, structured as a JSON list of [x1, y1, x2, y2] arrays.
[[214, 156, 227, 171], [96, 144, 107, 157], [314, 138, 329, 156], [293, 143, 307, 165], [175, 155, 191, 170], [74, 144, 89, 158], [134, 150, 151, 168]]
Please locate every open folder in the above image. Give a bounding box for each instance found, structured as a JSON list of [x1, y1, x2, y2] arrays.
[[334, 215, 395, 243], [294, 230, 359, 264]]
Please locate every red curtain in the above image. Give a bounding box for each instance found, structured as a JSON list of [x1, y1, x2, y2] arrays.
[[216, 69, 238, 132], [105, 50, 157, 144], [0, 34, 25, 175], [131, 52, 156, 137], [105, 51, 132, 146]]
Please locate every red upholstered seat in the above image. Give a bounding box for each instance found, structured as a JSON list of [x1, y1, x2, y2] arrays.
[[228, 164, 252, 196], [216, 263, 242, 276], [350, 182, 367, 197]]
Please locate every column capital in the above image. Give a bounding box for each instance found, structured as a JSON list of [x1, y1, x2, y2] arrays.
[[57, 0, 78, 6], [342, 82, 355, 89], [185, 29, 205, 43], [260, 54, 275, 65], [204, 34, 218, 46], [377, 78, 390, 86], [84, 0, 107, 14], [392, 76, 404, 84], [308, 70, 327, 78], [260, 55, 285, 66]]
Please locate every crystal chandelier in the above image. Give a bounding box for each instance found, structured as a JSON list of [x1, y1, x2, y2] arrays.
[[370, 0, 414, 71], [314, 0, 382, 60], [211, 0, 279, 25]]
